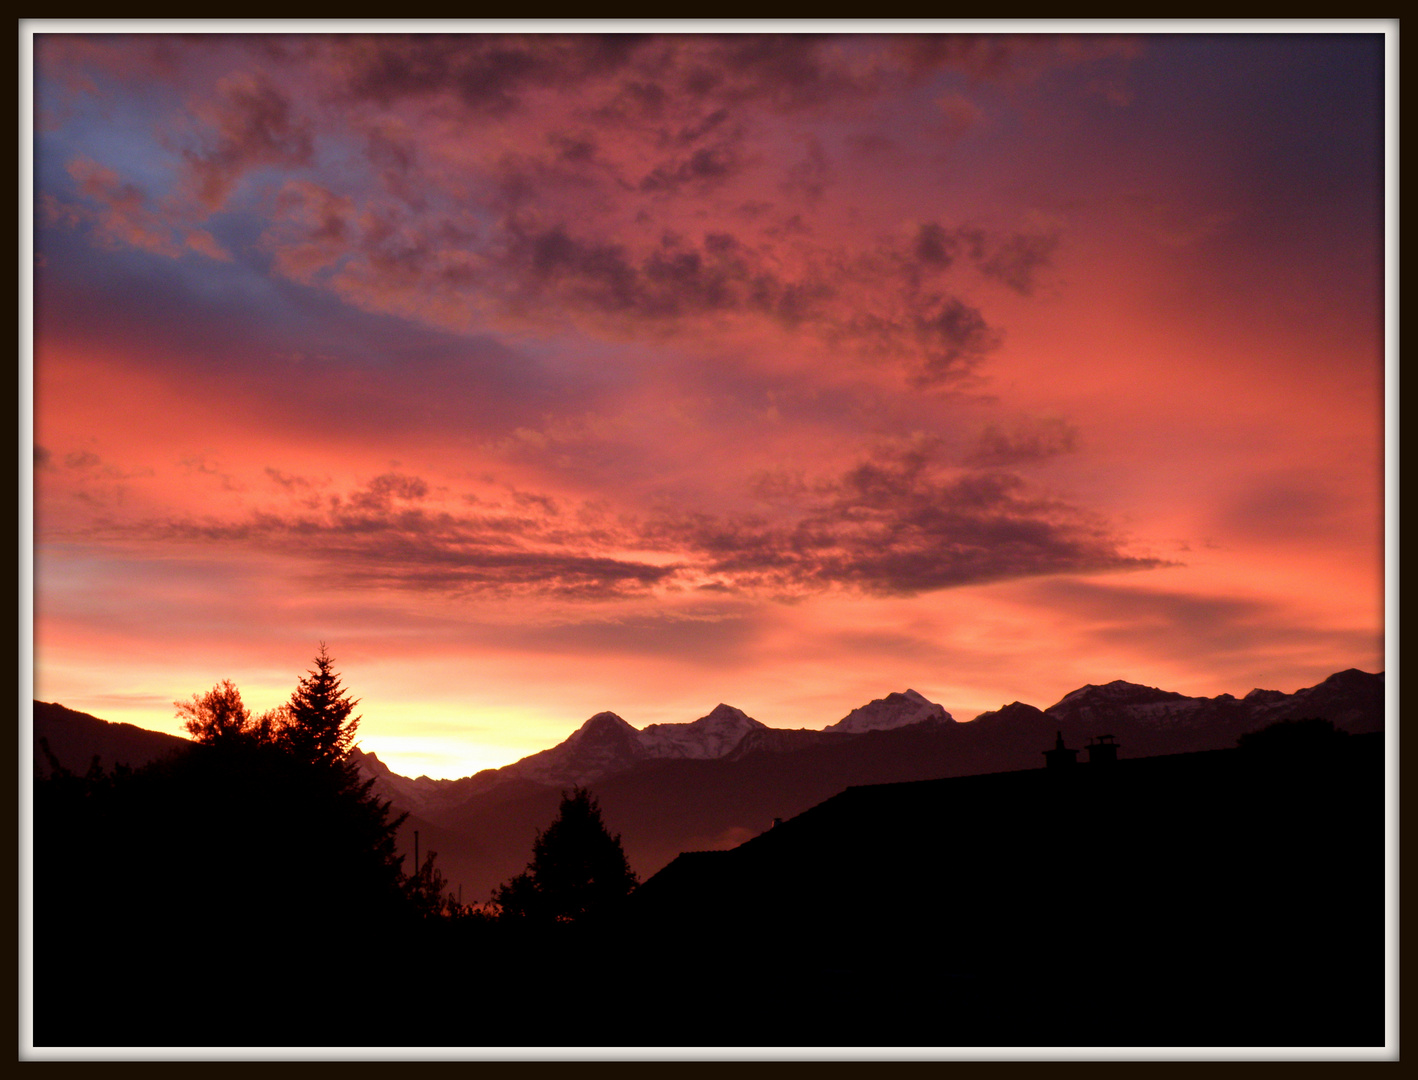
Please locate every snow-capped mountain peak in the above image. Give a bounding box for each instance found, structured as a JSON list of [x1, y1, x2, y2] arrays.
[[825, 689, 953, 734], [344, 668, 1383, 822], [565, 710, 639, 746], [639, 704, 767, 759], [1044, 680, 1202, 727], [1053, 679, 1182, 705]]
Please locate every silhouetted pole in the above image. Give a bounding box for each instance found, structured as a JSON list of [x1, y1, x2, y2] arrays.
[[414, 830, 419, 876]]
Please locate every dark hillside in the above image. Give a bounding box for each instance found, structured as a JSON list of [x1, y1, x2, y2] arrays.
[[33, 702, 189, 777], [400, 780, 569, 905]]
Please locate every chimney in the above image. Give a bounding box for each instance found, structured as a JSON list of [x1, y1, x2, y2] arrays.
[[1043, 731, 1079, 769], [1085, 734, 1120, 765]]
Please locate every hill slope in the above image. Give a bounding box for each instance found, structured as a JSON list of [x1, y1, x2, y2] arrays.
[[33, 702, 190, 778]]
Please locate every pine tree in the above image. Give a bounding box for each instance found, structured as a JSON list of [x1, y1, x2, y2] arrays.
[[282, 643, 361, 767], [493, 787, 638, 924]]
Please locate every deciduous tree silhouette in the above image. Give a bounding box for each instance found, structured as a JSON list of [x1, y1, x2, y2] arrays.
[[406, 848, 467, 919], [494, 787, 638, 924], [176, 678, 286, 746]]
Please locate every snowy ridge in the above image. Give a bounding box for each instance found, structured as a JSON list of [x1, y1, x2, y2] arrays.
[[494, 704, 769, 789], [1044, 680, 1208, 727], [348, 669, 1384, 820], [1039, 670, 1386, 733], [825, 689, 954, 734], [508, 710, 642, 786], [349, 706, 772, 817], [639, 704, 768, 759]]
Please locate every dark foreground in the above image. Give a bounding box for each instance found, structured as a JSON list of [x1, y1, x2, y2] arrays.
[[33, 733, 1385, 1049]]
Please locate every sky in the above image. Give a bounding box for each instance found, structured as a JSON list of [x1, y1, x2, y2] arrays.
[[26, 24, 1391, 780]]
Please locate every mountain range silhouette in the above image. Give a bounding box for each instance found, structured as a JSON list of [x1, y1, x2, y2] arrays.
[[30, 668, 1387, 1047], [33, 668, 1384, 907]]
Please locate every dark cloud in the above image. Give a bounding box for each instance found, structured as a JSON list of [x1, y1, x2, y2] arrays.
[[638, 142, 745, 194], [1215, 471, 1358, 542], [264, 467, 319, 491], [965, 418, 1079, 468], [264, 468, 325, 510], [67, 471, 675, 601], [549, 132, 598, 164], [909, 296, 1003, 386], [333, 35, 648, 114], [329, 35, 861, 121], [844, 131, 898, 160], [118, 496, 678, 602], [46, 34, 1069, 393], [181, 72, 314, 209], [60, 158, 213, 260], [178, 455, 243, 492], [499, 222, 795, 324], [979, 232, 1060, 295], [325, 34, 1128, 123], [780, 137, 833, 202], [912, 222, 973, 270], [902, 222, 1056, 296], [348, 472, 430, 510], [264, 180, 355, 282], [64, 450, 102, 470], [320, 35, 1137, 217], [889, 34, 1142, 83], [690, 35, 885, 111], [77, 448, 1159, 604], [364, 124, 423, 206], [482, 218, 1049, 385], [648, 444, 1165, 597]]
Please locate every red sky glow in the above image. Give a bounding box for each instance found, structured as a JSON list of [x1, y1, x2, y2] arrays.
[[28, 25, 1389, 779]]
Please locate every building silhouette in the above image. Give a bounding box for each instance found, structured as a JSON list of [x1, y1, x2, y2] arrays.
[[1085, 734, 1120, 765], [1043, 731, 1078, 769]]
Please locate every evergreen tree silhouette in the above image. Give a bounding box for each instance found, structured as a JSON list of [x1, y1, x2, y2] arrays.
[[36, 666, 414, 1044], [282, 643, 361, 766], [30, 653, 562, 1045], [494, 787, 638, 924]]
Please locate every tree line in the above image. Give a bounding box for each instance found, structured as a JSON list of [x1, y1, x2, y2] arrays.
[[33, 645, 639, 1046], [170, 644, 638, 924]]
